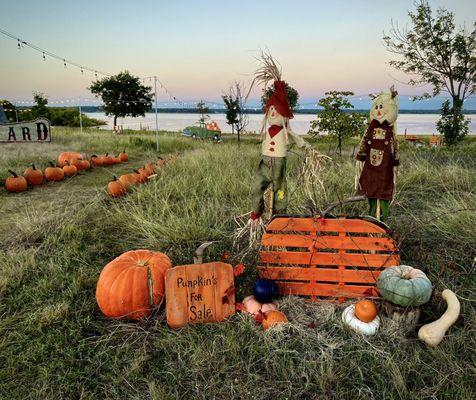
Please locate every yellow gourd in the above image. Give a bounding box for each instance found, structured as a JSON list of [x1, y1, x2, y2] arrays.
[[418, 289, 460, 347]]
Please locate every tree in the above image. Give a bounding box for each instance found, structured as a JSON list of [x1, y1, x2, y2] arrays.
[[436, 100, 469, 145], [261, 82, 299, 111], [309, 91, 366, 156], [222, 81, 248, 141], [31, 92, 49, 119], [383, 0, 475, 145], [196, 100, 209, 126], [89, 71, 153, 130]]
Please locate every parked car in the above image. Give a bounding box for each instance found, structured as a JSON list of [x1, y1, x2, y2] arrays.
[[182, 121, 221, 142]]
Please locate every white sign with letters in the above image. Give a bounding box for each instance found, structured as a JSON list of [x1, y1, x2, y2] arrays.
[[0, 118, 51, 143]]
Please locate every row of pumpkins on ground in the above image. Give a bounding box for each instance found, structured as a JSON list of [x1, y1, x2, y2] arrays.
[[107, 158, 167, 198], [3, 150, 130, 193]]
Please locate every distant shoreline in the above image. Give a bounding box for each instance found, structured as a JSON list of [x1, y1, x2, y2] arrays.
[[49, 106, 476, 115]]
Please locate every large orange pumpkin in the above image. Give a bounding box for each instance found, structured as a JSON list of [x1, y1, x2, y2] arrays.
[[23, 163, 43, 186], [5, 170, 27, 193], [354, 299, 378, 323], [96, 250, 172, 320], [262, 310, 288, 330]]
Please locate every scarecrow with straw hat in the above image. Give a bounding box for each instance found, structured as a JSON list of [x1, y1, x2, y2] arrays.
[[355, 86, 400, 221]]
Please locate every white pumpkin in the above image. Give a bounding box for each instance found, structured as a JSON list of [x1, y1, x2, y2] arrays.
[[342, 304, 380, 336]]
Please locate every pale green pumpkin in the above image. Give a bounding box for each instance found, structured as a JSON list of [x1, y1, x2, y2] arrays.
[[377, 265, 433, 307]]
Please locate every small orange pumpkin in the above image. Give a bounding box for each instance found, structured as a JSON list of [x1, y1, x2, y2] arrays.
[[143, 162, 156, 176], [119, 173, 138, 189], [96, 250, 172, 320], [107, 176, 126, 197], [263, 310, 288, 330], [80, 159, 90, 170], [134, 169, 148, 184], [354, 299, 378, 323], [156, 158, 166, 167], [112, 156, 122, 164], [58, 151, 83, 167], [45, 162, 65, 182], [118, 150, 128, 162], [91, 155, 102, 167], [23, 163, 43, 186], [5, 170, 28, 192], [262, 310, 288, 330], [102, 153, 115, 166], [62, 161, 78, 177]]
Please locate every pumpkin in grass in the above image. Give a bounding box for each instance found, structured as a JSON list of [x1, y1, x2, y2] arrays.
[[119, 173, 138, 189], [102, 153, 115, 166], [5, 170, 27, 192], [23, 163, 43, 186], [62, 161, 78, 177], [96, 250, 172, 320], [118, 150, 128, 162], [45, 162, 65, 182], [262, 310, 288, 330], [134, 169, 148, 184], [79, 159, 90, 170], [377, 265, 432, 307], [107, 176, 126, 197], [91, 155, 102, 167], [156, 158, 166, 167], [143, 162, 156, 176], [58, 151, 83, 167], [354, 299, 378, 323]]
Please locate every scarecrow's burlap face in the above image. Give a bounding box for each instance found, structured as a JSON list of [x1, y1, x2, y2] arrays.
[[266, 105, 285, 126], [370, 91, 398, 125]]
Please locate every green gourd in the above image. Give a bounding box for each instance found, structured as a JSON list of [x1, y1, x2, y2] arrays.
[[377, 265, 432, 307]]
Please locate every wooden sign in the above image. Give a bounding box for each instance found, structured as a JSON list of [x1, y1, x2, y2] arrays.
[[0, 118, 51, 143], [165, 262, 235, 329]]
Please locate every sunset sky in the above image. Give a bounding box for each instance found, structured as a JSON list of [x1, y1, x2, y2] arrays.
[[1, 0, 475, 108]]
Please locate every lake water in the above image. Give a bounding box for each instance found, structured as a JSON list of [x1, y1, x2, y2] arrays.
[[86, 112, 476, 135]]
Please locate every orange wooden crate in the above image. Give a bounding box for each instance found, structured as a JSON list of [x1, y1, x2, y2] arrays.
[[258, 216, 400, 300]]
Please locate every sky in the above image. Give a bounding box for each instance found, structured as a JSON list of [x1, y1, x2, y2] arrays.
[[0, 0, 475, 109]]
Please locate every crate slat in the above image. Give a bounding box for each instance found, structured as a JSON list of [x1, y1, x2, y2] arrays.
[[276, 281, 380, 298], [259, 251, 399, 268], [258, 266, 383, 284], [262, 233, 397, 251], [266, 217, 388, 234]]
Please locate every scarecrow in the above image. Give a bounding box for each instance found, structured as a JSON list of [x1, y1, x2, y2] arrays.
[[233, 52, 328, 252], [248, 52, 313, 221], [355, 86, 399, 221]]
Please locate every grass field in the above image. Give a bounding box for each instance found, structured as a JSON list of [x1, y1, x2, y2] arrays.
[[0, 127, 475, 399]]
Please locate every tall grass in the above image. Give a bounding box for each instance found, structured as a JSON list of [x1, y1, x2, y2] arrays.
[[0, 129, 475, 399]]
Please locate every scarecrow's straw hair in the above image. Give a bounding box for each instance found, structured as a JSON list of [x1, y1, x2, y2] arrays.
[[246, 50, 282, 101]]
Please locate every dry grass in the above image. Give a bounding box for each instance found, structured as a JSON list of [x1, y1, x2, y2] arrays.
[[0, 129, 475, 399]]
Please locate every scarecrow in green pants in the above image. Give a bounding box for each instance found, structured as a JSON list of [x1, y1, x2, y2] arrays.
[[355, 86, 400, 221], [249, 65, 311, 221]]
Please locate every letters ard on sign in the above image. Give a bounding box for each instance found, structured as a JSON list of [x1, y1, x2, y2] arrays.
[[0, 118, 51, 143]]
